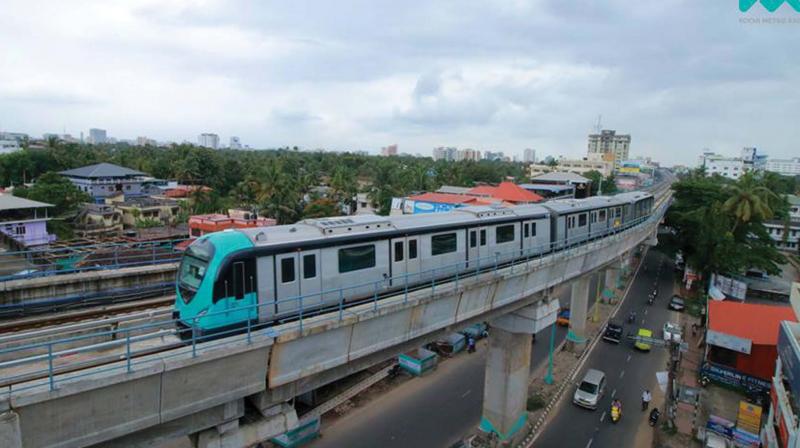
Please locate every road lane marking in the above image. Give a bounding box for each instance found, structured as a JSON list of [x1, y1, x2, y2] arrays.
[[600, 411, 606, 423], [644, 309, 648, 315], [461, 390, 471, 398], [611, 389, 616, 398], [586, 438, 593, 448], [641, 318, 646, 325], [619, 370, 625, 379], [626, 354, 632, 363]]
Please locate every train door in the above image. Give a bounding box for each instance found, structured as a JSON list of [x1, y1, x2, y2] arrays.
[[390, 237, 407, 286], [276, 253, 301, 314], [299, 250, 322, 307], [406, 237, 420, 279], [467, 227, 487, 269]]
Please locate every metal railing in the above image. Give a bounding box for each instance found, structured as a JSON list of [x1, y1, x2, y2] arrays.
[[0, 238, 187, 282], [0, 196, 671, 396]]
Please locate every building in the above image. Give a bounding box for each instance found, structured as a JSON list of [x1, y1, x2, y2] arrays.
[[355, 193, 376, 215], [136, 136, 157, 146], [381, 144, 398, 156], [704, 301, 796, 386], [436, 185, 473, 195], [0, 139, 21, 155], [518, 183, 575, 200], [229, 136, 242, 150], [187, 210, 276, 238], [432, 147, 458, 161], [73, 203, 124, 238], [697, 148, 765, 180], [89, 128, 107, 145], [531, 155, 613, 178], [765, 195, 800, 253], [483, 151, 505, 161], [530, 172, 592, 198], [523, 148, 536, 163], [766, 158, 800, 177], [198, 133, 220, 149], [467, 181, 543, 204], [59, 163, 148, 201], [108, 196, 181, 228], [459, 148, 482, 161], [0, 194, 55, 248], [587, 129, 630, 170]]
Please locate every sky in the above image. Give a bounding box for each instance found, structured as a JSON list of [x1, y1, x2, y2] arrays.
[[1, 0, 798, 165]]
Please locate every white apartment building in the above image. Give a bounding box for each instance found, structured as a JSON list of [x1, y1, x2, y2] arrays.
[[529, 155, 613, 177], [587, 129, 631, 170], [198, 133, 220, 149], [0, 140, 21, 155], [229, 136, 242, 150], [89, 128, 107, 144], [765, 195, 800, 253], [766, 158, 800, 177], [697, 151, 753, 180], [523, 148, 537, 163]]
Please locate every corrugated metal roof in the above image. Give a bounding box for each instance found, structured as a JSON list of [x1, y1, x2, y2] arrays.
[[59, 163, 146, 179], [0, 194, 54, 211], [437, 185, 473, 195], [531, 172, 590, 183]]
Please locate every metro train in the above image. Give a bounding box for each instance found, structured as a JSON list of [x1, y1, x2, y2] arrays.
[[174, 191, 654, 336]]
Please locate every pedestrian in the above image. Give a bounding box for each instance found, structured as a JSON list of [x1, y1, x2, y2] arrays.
[[642, 389, 652, 411]]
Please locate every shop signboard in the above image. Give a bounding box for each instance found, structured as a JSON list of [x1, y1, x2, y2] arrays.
[[736, 400, 763, 434], [700, 362, 771, 394], [778, 323, 800, 410], [706, 415, 735, 439]]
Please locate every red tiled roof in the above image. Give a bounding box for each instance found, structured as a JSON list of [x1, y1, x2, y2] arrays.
[[407, 192, 483, 205], [467, 182, 543, 203], [165, 185, 213, 198], [708, 301, 797, 346]]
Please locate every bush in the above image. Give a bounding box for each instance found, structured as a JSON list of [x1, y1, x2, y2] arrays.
[[526, 394, 545, 411]]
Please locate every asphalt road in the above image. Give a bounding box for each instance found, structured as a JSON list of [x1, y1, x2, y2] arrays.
[[308, 276, 602, 448], [534, 249, 681, 448]]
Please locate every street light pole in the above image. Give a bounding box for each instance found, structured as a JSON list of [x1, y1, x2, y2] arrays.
[[593, 271, 602, 323], [544, 322, 556, 384]]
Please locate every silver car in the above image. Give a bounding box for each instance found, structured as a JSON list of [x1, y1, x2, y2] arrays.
[[573, 368, 606, 410]]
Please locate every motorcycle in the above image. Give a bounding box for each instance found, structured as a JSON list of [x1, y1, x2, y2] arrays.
[[647, 294, 655, 305], [610, 403, 622, 424], [628, 312, 636, 324], [649, 408, 660, 427]]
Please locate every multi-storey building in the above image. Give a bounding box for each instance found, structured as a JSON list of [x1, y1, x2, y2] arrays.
[[766, 158, 800, 177], [198, 133, 220, 149], [765, 195, 800, 253], [59, 163, 148, 202], [432, 146, 458, 161], [523, 148, 536, 163], [229, 136, 242, 150], [696, 148, 766, 180], [381, 144, 398, 156], [587, 129, 630, 170]]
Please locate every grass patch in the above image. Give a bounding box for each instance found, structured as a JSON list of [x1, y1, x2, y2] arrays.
[[527, 394, 546, 412]]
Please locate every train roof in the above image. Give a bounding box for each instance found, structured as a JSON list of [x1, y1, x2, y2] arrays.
[[613, 191, 654, 203], [542, 195, 623, 213]]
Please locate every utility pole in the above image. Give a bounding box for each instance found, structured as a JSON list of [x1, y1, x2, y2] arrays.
[[665, 339, 680, 429]]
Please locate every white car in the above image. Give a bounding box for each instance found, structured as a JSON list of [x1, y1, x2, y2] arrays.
[[663, 322, 682, 342]]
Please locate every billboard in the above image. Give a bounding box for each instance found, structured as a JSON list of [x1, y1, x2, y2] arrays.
[[710, 273, 748, 300], [403, 200, 461, 214]]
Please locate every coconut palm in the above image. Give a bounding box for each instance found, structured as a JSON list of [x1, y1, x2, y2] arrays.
[[722, 173, 778, 232]]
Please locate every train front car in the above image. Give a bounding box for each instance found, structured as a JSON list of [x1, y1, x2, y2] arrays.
[[174, 230, 257, 339]]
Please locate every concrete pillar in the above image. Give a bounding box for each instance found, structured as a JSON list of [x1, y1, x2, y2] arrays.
[[0, 411, 22, 448], [566, 275, 590, 353], [603, 268, 618, 303], [479, 325, 532, 444]]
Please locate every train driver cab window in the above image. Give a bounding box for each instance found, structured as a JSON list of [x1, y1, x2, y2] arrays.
[[578, 214, 587, 227], [339, 244, 376, 273], [409, 240, 418, 259], [432, 233, 457, 256], [394, 241, 404, 262], [303, 254, 316, 279], [281, 257, 295, 283], [496, 225, 515, 243]]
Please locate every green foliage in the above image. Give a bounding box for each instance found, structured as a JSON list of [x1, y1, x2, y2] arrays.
[[526, 394, 545, 411], [302, 198, 340, 219], [135, 218, 162, 229], [13, 171, 91, 216], [664, 170, 786, 282], [583, 170, 618, 196]]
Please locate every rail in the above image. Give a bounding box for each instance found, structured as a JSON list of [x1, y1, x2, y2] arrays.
[[0, 192, 671, 396], [0, 238, 186, 282]]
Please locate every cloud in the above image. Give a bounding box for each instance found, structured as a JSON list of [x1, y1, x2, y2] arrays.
[[0, 0, 797, 164]]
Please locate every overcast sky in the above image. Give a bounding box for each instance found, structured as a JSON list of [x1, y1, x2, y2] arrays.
[[1, 0, 798, 165]]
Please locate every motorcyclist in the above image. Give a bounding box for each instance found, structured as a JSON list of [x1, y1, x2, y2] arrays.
[[628, 310, 636, 323], [642, 389, 652, 411]]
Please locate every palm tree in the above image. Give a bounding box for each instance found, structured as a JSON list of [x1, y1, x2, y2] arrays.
[[722, 173, 778, 232]]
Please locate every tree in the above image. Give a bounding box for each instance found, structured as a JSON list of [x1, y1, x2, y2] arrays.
[[302, 198, 340, 219], [13, 172, 90, 216], [722, 173, 777, 233]]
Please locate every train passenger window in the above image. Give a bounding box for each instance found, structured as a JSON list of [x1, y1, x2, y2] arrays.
[[480, 229, 487, 246], [578, 214, 587, 227], [496, 225, 515, 243], [409, 239, 418, 259], [567, 216, 575, 229], [531, 222, 537, 236], [339, 245, 376, 273], [303, 254, 316, 279], [599, 210, 606, 221], [470, 231, 477, 248], [394, 241, 404, 262], [281, 257, 295, 283], [524, 223, 529, 238], [432, 233, 457, 256]]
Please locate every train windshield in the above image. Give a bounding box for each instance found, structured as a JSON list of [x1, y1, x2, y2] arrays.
[[178, 239, 215, 302]]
